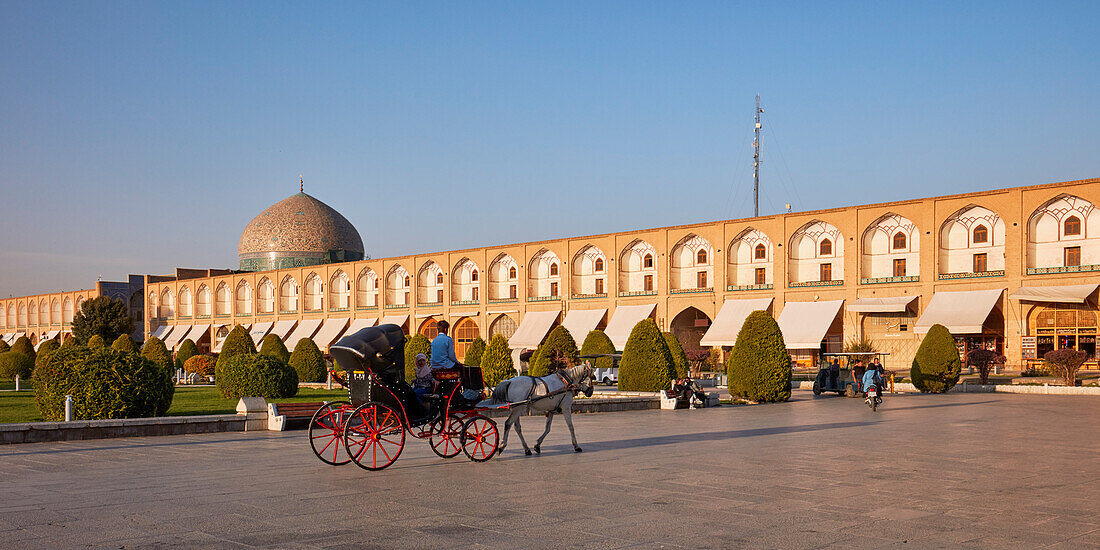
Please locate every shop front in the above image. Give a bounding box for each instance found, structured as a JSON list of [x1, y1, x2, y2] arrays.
[[1011, 284, 1098, 370]]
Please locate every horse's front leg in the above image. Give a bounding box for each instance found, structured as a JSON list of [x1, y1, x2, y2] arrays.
[[533, 412, 554, 455], [513, 414, 532, 455], [562, 396, 582, 452]]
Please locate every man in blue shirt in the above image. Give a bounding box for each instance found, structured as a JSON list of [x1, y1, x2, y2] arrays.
[[430, 320, 460, 369]]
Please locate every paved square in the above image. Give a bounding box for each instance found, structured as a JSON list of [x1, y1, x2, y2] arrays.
[[2, 392, 1098, 549]]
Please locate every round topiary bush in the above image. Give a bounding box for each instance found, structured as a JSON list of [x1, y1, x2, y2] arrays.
[[0, 351, 34, 381], [260, 334, 290, 364], [36, 339, 60, 368], [215, 353, 299, 399], [32, 347, 174, 421], [174, 338, 198, 370], [217, 325, 256, 371], [183, 354, 216, 377], [0, 340, 10, 353], [12, 336, 36, 365], [529, 326, 579, 377], [142, 336, 173, 374], [910, 324, 961, 393], [87, 334, 106, 348], [727, 310, 791, 402], [464, 337, 486, 366], [618, 318, 676, 391], [481, 334, 516, 387], [289, 338, 326, 383], [403, 333, 431, 383], [663, 332, 689, 379], [580, 330, 616, 372], [111, 334, 138, 353]]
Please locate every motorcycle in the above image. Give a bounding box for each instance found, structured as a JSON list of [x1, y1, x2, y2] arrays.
[[865, 384, 882, 412]]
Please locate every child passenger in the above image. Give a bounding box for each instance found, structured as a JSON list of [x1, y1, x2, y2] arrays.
[[412, 353, 433, 402]]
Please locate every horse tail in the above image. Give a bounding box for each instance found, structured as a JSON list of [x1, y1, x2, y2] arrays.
[[491, 379, 512, 403]]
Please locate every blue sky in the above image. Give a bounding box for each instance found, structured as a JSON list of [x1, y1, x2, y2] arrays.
[[1, 1, 1097, 296]]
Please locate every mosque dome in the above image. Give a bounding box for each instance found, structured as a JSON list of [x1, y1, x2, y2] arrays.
[[238, 190, 365, 272]]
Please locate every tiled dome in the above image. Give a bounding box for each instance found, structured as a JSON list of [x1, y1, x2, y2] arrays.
[[238, 192, 365, 271]]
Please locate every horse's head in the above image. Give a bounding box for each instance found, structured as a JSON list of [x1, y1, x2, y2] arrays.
[[566, 361, 595, 397]]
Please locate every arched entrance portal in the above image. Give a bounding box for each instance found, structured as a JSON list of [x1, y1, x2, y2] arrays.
[[454, 317, 480, 360], [669, 307, 712, 354], [418, 318, 439, 339], [489, 314, 517, 340]]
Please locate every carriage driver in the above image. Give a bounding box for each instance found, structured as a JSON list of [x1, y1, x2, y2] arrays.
[[430, 320, 461, 370]]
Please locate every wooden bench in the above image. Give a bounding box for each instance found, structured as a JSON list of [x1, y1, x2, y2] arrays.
[[267, 401, 325, 431]]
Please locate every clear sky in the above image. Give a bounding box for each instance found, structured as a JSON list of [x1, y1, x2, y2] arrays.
[[1, 1, 1097, 297]]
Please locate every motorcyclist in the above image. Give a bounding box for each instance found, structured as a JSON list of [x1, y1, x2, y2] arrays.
[[861, 364, 882, 404]]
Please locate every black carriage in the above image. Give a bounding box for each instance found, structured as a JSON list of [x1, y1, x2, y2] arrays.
[[307, 324, 501, 470]]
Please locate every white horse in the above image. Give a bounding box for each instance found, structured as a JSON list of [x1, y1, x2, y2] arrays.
[[490, 362, 594, 455]]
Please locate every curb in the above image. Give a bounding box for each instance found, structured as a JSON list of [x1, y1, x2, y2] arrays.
[[0, 413, 268, 444]]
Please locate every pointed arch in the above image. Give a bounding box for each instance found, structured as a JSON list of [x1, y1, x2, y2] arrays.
[[17, 302, 27, 326], [939, 204, 1005, 275], [789, 220, 844, 285], [670, 234, 714, 291], [356, 267, 379, 308], [528, 248, 562, 298], [386, 264, 410, 306], [195, 284, 212, 316], [303, 272, 323, 311], [861, 213, 919, 280], [28, 300, 38, 326], [235, 280, 253, 315], [488, 253, 519, 301], [279, 275, 299, 312], [329, 270, 350, 309], [728, 227, 774, 288], [417, 261, 444, 304], [451, 258, 480, 303], [1027, 194, 1099, 270], [178, 286, 193, 317], [214, 282, 231, 315], [619, 239, 657, 294], [571, 245, 607, 297], [257, 277, 274, 314]]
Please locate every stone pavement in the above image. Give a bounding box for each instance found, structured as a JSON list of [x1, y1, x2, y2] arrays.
[[1, 391, 1098, 549]]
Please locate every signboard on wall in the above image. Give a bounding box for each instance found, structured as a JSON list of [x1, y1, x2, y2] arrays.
[[1021, 336, 1037, 360]]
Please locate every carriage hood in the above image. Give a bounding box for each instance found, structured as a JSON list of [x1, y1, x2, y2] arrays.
[[330, 324, 407, 381]]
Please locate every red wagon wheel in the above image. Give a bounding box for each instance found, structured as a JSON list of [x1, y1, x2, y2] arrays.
[[429, 415, 463, 459], [309, 401, 353, 466], [461, 415, 499, 462], [343, 402, 405, 471]]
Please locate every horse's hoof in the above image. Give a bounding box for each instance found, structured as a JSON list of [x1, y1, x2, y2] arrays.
[[574, 447, 583, 453], [524, 449, 532, 456], [534, 445, 541, 455]]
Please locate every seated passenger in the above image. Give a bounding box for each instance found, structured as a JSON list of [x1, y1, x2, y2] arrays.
[[430, 320, 461, 370], [412, 353, 434, 402]]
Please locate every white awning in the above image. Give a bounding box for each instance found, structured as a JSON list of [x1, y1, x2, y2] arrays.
[[150, 325, 173, 341], [1009, 284, 1098, 304], [915, 289, 1003, 335], [561, 309, 607, 342], [509, 310, 561, 350], [604, 304, 657, 351], [269, 320, 297, 341], [44, 330, 60, 340], [777, 300, 845, 349], [249, 321, 274, 346], [213, 324, 249, 353], [164, 325, 192, 349], [184, 324, 211, 344], [379, 314, 408, 328], [312, 318, 350, 351], [284, 319, 323, 349], [847, 296, 918, 313], [1, 334, 15, 345], [699, 298, 774, 347], [345, 318, 378, 338]]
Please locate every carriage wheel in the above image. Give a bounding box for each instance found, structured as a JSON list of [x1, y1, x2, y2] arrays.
[[461, 415, 499, 462], [309, 401, 353, 466], [429, 415, 463, 459], [343, 402, 405, 471]]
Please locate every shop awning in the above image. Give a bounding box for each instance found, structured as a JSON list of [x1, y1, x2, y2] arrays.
[[284, 319, 323, 348], [700, 298, 774, 347], [150, 325, 173, 341], [185, 325, 211, 344], [847, 296, 918, 313], [164, 325, 192, 349], [379, 314, 409, 329], [1009, 284, 1098, 304], [509, 310, 561, 350], [269, 320, 297, 341], [777, 300, 845, 349], [213, 324, 248, 353], [1, 334, 15, 345], [249, 322, 274, 346], [604, 304, 657, 351], [914, 289, 1003, 335], [561, 308, 607, 342], [312, 318, 350, 351], [44, 330, 60, 341]]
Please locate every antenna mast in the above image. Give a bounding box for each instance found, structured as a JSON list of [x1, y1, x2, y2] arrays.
[[753, 94, 762, 217]]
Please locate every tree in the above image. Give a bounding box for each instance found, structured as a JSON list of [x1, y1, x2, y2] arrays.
[[910, 324, 962, 393], [216, 325, 256, 371], [87, 335, 106, 348], [481, 334, 516, 387], [726, 310, 791, 403], [662, 332, 689, 379], [142, 336, 174, 375], [71, 295, 134, 345], [289, 338, 327, 383], [0, 340, 9, 353], [403, 334, 432, 383], [62, 335, 77, 347], [183, 355, 217, 377], [464, 337, 486, 366], [0, 351, 34, 382], [529, 326, 579, 377], [685, 349, 709, 376], [12, 336, 35, 365], [259, 334, 290, 364], [1043, 348, 1087, 386], [216, 353, 298, 399], [175, 339, 198, 370], [618, 318, 676, 391], [111, 334, 138, 353], [34, 347, 173, 420], [966, 349, 1005, 385], [36, 339, 60, 369], [843, 335, 877, 365], [580, 330, 616, 371]]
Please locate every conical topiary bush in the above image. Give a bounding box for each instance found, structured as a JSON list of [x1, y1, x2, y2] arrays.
[[580, 330, 616, 372], [111, 334, 138, 353], [727, 310, 791, 402], [911, 324, 961, 393], [528, 326, 579, 377], [174, 338, 198, 370], [481, 334, 516, 387], [663, 331, 689, 378], [260, 333, 290, 364], [141, 336, 173, 375], [618, 318, 675, 391], [289, 338, 327, 383], [464, 337, 486, 366], [216, 325, 256, 371], [12, 336, 36, 364]]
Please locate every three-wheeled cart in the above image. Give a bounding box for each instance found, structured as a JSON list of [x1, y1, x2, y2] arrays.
[[813, 352, 890, 397]]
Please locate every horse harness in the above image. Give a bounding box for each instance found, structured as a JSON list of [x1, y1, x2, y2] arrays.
[[520, 371, 574, 414]]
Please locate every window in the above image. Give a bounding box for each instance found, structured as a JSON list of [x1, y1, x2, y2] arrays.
[[508, 266, 517, 279], [696, 249, 708, 264], [594, 258, 604, 272], [643, 274, 654, 291], [754, 244, 766, 260], [471, 270, 478, 282], [549, 263, 559, 276], [436, 272, 444, 284], [550, 282, 559, 296], [754, 267, 766, 285], [643, 254, 653, 268], [973, 253, 987, 273], [1065, 216, 1082, 236], [892, 232, 906, 250], [819, 239, 832, 256], [595, 278, 604, 294], [472, 287, 479, 301], [509, 285, 517, 299], [893, 258, 906, 277], [973, 225, 988, 244], [404, 276, 410, 287], [437, 289, 444, 303], [697, 271, 708, 288], [820, 263, 832, 281], [1065, 246, 1081, 267]]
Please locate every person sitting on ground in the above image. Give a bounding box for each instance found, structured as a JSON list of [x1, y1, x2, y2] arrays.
[[430, 320, 461, 370]]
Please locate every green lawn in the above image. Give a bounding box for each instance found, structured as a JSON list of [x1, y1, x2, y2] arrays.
[[0, 385, 350, 424]]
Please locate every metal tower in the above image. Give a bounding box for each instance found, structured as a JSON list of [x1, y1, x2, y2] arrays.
[[753, 94, 762, 217]]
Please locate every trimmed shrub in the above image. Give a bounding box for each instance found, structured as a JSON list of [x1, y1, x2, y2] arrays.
[[36, 339, 60, 367], [141, 336, 173, 374], [215, 353, 298, 399], [727, 311, 791, 402], [111, 334, 138, 353], [12, 336, 35, 365], [32, 347, 174, 420], [216, 325, 256, 371], [966, 349, 1005, 385], [62, 335, 77, 347], [464, 337, 487, 366], [481, 334, 516, 387], [175, 339, 198, 370], [71, 295, 134, 345], [403, 334, 431, 383], [289, 338, 326, 383], [1044, 348, 1087, 386], [663, 332, 689, 379], [0, 351, 34, 381], [183, 354, 217, 377], [529, 326, 579, 377], [0, 340, 9, 353], [910, 324, 962, 393], [618, 318, 676, 391], [87, 335, 106, 348], [580, 330, 616, 371], [260, 334, 290, 364]]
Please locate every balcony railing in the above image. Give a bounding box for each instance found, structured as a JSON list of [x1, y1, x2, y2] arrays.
[[488, 298, 518, 304], [570, 293, 608, 300], [328, 307, 350, 313], [1027, 264, 1100, 275], [618, 290, 657, 297], [384, 303, 409, 309], [451, 300, 480, 306], [355, 305, 379, 311], [670, 287, 713, 295], [528, 295, 560, 302], [279, 310, 298, 315], [860, 275, 919, 285], [727, 283, 773, 292], [417, 300, 444, 307], [788, 279, 845, 288], [938, 270, 1004, 281]]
